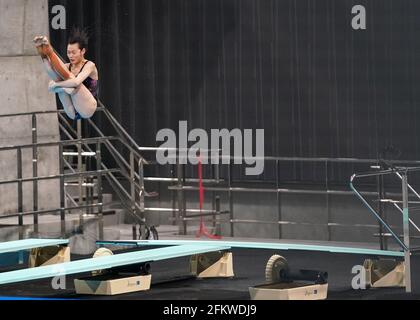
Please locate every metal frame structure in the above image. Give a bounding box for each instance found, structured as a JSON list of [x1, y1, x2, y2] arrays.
[[1, 104, 420, 259], [2, 103, 419, 244], [351, 166, 420, 293], [0, 103, 149, 239], [140, 151, 420, 241], [1, 104, 420, 293]]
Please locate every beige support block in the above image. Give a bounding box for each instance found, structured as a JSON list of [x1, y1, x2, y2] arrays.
[[28, 245, 70, 268], [249, 282, 328, 300], [195, 252, 234, 278], [74, 274, 152, 295], [363, 259, 405, 288]]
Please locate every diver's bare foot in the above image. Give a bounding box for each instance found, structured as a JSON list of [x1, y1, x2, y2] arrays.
[[33, 36, 52, 57], [33, 36, 49, 46], [33, 36, 43, 47]]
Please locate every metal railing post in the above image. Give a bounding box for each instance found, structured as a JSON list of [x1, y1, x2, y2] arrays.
[[130, 151, 138, 237], [31, 114, 38, 231], [138, 158, 145, 219], [215, 195, 221, 235], [17, 148, 23, 238], [59, 144, 66, 237], [77, 119, 84, 226], [182, 162, 187, 235], [228, 162, 234, 237], [401, 172, 412, 293], [350, 173, 408, 250], [97, 142, 103, 240], [171, 164, 177, 226], [177, 156, 184, 235], [376, 169, 386, 250], [211, 163, 216, 230], [325, 160, 331, 241], [276, 160, 282, 239]]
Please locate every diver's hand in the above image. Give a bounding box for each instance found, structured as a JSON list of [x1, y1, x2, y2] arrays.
[[48, 80, 57, 92]]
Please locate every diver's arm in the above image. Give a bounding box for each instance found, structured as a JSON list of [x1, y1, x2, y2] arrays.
[[52, 62, 95, 89]]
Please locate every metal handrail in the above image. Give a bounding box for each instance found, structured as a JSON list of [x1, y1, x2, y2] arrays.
[[390, 202, 420, 234], [0, 107, 103, 119], [58, 135, 145, 224], [137, 147, 420, 165], [0, 168, 118, 186], [0, 134, 145, 196], [87, 117, 146, 175], [0, 104, 147, 226], [99, 101, 144, 157], [0, 136, 119, 152], [62, 103, 148, 224], [394, 171, 420, 202], [348, 168, 420, 251], [0, 132, 144, 220], [0, 104, 145, 162], [0, 203, 105, 220], [2, 107, 420, 165]]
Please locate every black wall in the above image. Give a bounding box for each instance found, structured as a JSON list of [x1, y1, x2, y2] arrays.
[[48, 0, 420, 182]]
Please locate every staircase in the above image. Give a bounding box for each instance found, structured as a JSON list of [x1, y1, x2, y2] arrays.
[[0, 102, 163, 244]]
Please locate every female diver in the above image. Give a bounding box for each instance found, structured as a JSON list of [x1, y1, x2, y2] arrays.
[[33, 28, 98, 119]]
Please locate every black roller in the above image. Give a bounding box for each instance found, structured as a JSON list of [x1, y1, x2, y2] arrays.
[[265, 254, 328, 284]]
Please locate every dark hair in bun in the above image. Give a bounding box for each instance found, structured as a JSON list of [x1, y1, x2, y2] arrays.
[[68, 27, 89, 51]]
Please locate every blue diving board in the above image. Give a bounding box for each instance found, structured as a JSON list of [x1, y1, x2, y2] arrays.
[[0, 243, 230, 285], [96, 239, 405, 258], [0, 239, 69, 255]]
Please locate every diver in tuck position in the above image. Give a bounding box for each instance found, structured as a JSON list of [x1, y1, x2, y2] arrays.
[[33, 28, 98, 120]]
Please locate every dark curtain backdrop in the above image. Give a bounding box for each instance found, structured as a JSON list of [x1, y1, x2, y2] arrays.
[[48, 0, 420, 182]]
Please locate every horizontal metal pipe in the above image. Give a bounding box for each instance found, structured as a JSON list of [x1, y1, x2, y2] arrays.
[[145, 207, 230, 217], [0, 169, 119, 185], [63, 152, 96, 157], [141, 152, 420, 165], [166, 217, 400, 230], [230, 219, 400, 229], [168, 217, 225, 222], [167, 185, 378, 196], [352, 167, 420, 179], [0, 203, 104, 220], [139, 147, 221, 152], [64, 182, 96, 187], [185, 211, 231, 218], [0, 106, 105, 119], [0, 136, 118, 152], [144, 177, 223, 183], [145, 207, 222, 213], [166, 217, 397, 231]]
